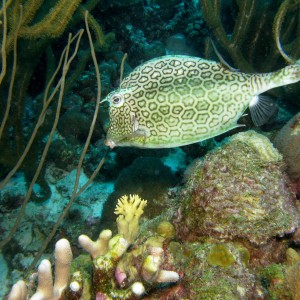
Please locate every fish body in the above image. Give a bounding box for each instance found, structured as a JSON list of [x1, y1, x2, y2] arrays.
[[103, 55, 300, 149]]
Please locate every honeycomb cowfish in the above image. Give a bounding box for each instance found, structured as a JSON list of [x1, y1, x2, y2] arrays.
[[103, 55, 300, 149]]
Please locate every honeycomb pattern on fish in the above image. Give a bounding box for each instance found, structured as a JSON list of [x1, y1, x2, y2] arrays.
[[105, 55, 300, 148], [117, 56, 251, 146]]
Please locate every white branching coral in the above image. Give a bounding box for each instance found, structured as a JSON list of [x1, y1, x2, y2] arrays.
[[7, 194, 180, 300], [114, 194, 147, 244], [78, 229, 112, 259], [7, 238, 73, 300], [7, 280, 27, 300]]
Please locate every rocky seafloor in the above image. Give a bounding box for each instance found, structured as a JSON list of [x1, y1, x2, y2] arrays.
[[3, 124, 300, 299], [1, 0, 300, 299]]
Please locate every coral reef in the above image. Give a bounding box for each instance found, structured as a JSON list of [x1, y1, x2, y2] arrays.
[[114, 195, 147, 244], [5, 133, 300, 299], [273, 113, 300, 197], [175, 130, 298, 249], [8, 238, 73, 299], [207, 244, 235, 268], [286, 249, 300, 300], [2, 0, 300, 299], [274, 112, 300, 179], [7, 194, 180, 299], [274, 113, 300, 199], [100, 156, 178, 230], [164, 131, 300, 299]]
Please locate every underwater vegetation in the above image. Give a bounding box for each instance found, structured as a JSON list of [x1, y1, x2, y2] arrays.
[[1, 0, 300, 299], [202, 0, 300, 72]]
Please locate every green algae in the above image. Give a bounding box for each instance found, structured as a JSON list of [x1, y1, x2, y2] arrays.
[[259, 264, 292, 300], [260, 264, 285, 282], [190, 266, 241, 300], [71, 254, 92, 279], [237, 245, 250, 267], [207, 244, 235, 267]]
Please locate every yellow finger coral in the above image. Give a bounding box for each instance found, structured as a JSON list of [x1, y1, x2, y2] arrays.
[[114, 194, 147, 244]]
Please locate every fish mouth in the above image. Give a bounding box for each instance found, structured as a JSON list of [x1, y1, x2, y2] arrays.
[[104, 132, 128, 149], [104, 138, 117, 149]]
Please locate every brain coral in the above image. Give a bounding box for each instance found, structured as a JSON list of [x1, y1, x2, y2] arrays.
[[176, 130, 298, 246]]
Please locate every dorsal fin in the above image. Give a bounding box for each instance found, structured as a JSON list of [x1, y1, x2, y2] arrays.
[[249, 95, 278, 126]]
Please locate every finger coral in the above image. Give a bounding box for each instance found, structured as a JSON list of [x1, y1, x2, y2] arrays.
[[78, 229, 112, 259], [7, 238, 73, 300], [7, 195, 179, 300], [114, 194, 147, 244]]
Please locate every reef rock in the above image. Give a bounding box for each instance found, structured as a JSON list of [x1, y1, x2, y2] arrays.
[[176, 130, 298, 247], [274, 113, 300, 199], [274, 112, 300, 180]]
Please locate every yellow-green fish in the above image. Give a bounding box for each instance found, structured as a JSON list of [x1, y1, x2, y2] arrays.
[[103, 55, 300, 149]]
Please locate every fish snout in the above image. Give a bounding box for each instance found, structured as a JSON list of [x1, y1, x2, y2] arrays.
[[104, 138, 116, 149]]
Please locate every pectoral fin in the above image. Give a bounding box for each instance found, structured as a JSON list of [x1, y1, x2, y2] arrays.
[[249, 95, 278, 126]]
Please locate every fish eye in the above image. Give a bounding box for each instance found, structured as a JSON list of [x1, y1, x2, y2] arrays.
[[111, 94, 124, 106], [112, 95, 121, 104]]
